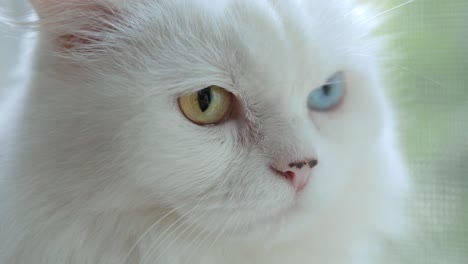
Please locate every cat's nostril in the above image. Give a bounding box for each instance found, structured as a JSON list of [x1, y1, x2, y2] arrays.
[[271, 158, 317, 192], [283, 171, 295, 182]]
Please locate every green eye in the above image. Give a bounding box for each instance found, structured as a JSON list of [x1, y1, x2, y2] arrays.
[[178, 86, 233, 125]]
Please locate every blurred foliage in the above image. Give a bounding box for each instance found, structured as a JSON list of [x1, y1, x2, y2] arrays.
[[377, 0, 468, 263]]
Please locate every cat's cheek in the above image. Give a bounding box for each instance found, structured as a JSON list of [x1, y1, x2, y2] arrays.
[[308, 83, 385, 144], [307, 99, 349, 138]]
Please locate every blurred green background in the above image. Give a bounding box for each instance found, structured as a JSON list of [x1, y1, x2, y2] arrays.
[[377, 0, 468, 263]]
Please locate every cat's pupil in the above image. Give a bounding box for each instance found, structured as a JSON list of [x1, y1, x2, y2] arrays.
[[322, 84, 331, 96], [197, 88, 212, 112]]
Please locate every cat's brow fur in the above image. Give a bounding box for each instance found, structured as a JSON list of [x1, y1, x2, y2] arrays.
[[0, 0, 408, 263]]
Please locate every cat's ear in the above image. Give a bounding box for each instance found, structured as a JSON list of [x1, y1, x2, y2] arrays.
[[31, 0, 119, 53]]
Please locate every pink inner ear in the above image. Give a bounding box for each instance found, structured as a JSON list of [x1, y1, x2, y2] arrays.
[[31, 0, 113, 15], [30, 0, 72, 17], [31, 0, 119, 51], [30, 0, 50, 11]]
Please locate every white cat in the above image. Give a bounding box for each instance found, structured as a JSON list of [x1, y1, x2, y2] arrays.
[[0, 0, 409, 263]]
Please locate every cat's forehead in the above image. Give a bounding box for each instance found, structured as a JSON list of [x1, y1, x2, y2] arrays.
[[149, 0, 361, 59], [112, 0, 374, 96]]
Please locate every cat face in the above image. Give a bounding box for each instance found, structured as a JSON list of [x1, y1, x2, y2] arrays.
[[35, 0, 402, 242]]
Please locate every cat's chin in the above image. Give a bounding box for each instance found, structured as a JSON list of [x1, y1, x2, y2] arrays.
[[225, 196, 313, 244]]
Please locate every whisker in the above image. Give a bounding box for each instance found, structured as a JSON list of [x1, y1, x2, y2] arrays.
[[205, 211, 240, 254], [364, 0, 417, 24], [179, 213, 220, 263], [331, 0, 417, 43], [138, 146, 255, 263], [178, 217, 211, 264], [152, 208, 211, 263], [121, 201, 190, 264], [345, 52, 446, 90], [187, 224, 218, 263], [190, 215, 232, 263], [140, 190, 213, 264]]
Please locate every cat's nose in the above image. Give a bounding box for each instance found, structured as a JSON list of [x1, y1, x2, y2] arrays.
[[271, 158, 318, 192]]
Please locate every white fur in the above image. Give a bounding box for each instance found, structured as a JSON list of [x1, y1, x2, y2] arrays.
[[0, 0, 408, 263]]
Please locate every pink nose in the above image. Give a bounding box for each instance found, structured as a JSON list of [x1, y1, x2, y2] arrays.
[[271, 159, 318, 191]]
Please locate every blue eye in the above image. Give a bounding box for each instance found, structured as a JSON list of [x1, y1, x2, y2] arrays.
[[307, 71, 345, 111]]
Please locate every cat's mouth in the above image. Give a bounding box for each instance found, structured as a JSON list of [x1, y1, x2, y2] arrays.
[[239, 169, 314, 231], [236, 196, 308, 237]]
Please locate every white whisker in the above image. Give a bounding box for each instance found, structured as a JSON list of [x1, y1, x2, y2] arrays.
[[140, 190, 213, 264], [179, 214, 219, 264], [121, 201, 190, 264], [364, 0, 417, 24], [332, 0, 417, 43], [346, 52, 446, 90], [152, 208, 211, 263], [206, 211, 240, 253]]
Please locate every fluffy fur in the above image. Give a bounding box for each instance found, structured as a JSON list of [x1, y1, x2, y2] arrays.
[[0, 0, 408, 263]]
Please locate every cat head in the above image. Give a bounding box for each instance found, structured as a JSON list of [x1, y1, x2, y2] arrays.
[[32, 0, 406, 242]]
